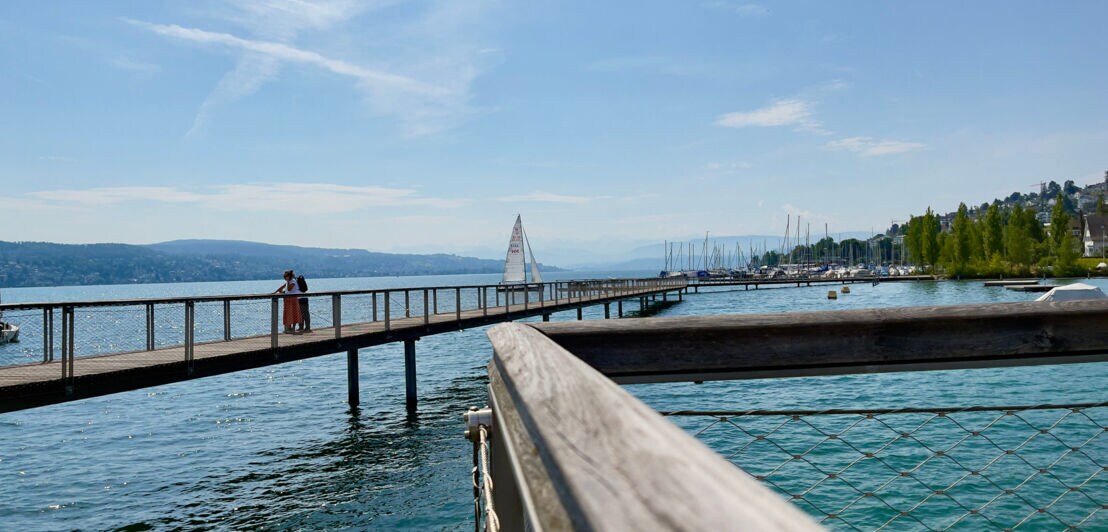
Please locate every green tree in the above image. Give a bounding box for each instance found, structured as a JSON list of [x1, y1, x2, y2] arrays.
[[1005, 205, 1033, 268], [982, 203, 1004, 258], [1050, 199, 1071, 253], [949, 203, 973, 275], [1097, 194, 1106, 215], [904, 215, 923, 265], [920, 208, 941, 271]]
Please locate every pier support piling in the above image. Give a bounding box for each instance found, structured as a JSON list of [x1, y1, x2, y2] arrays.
[[577, 307, 583, 321], [404, 339, 417, 413], [618, 300, 623, 318], [604, 303, 610, 319], [347, 349, 360, 407], [542, 313, 550, 322]]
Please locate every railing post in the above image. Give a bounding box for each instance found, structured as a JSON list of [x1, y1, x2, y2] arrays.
[[223, 299, 231, 341], [373, 291, 378, 322], [456, 287, 461, 321], [424, 289, 430, 326], [42, 307, 53, 362], [385, 292, 391, 333], [60, 305, 71, 381], [145, 303, 155, 351], [483, 287, 488, 318], [405, 290, 411, 318], [185, 300, 195, 374], [333, 294, 342, 339], [433, 288, 438, 315], [271, 297, 279, 350]]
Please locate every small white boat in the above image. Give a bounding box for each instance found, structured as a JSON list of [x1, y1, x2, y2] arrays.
[[497, 215, 544, 292], [1035, 283, 1108, 302], [0, 322, 17, 344]]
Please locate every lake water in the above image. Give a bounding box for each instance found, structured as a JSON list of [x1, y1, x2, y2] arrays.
[[0, 274, 1104, 530]]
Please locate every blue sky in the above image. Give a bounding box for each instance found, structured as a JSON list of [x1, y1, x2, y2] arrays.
[[2, 1, 1105, 263]]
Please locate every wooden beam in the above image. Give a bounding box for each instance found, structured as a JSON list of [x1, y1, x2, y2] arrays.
[[487, 323, 820, 531], [530, 300, 1108, 384]]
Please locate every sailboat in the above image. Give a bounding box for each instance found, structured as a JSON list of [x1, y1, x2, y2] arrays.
[[0, 291, 18, 345], [497, 215, 544, 292]]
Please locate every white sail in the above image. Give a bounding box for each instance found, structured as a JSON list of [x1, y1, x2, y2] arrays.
[[524, 224, 543, 283], [503, 215, 526, 283]]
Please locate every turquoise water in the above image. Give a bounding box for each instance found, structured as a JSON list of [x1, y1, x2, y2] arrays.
[[0, 275, 1104, 530]]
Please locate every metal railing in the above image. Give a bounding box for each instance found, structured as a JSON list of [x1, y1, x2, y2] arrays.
[[663, 404, 1106, 530], [0, 277, 685, 387], [475, 300, 1108, 530]]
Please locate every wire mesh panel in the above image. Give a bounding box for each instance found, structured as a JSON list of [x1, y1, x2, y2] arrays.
[[664, 404, 1106, 530], [0, 309, 50, 367], [72, 304, 150, 357]]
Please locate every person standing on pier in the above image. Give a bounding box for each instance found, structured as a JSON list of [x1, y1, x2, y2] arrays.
[[274, 270, 302, 334], [296, 274, 311, 333]]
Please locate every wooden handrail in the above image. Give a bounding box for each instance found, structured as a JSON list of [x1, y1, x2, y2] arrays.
[[486, 323, 821, 531], [530, 299, 1108, 383]]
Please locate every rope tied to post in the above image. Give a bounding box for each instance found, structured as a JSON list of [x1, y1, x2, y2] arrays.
[[479, 424, 500, 532]]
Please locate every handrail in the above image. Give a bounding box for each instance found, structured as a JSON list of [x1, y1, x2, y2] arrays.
[[0, 277, 685, 311], [530, 299, 1108, 383], [485, 322, 821, 531]]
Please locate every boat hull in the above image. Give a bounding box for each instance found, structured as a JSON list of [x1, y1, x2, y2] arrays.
[[496, 284, 544, 293], [0, 324, 18, 344]]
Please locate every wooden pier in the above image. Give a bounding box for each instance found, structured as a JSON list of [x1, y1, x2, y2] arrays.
[[475, 299, 1108, 529], [0, 278, 684, 413], [684, 274, 935, 291]]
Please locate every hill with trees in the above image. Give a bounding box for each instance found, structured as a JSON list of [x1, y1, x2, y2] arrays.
[[0, 240, 556, 288], [899, 173, 1107, 277]]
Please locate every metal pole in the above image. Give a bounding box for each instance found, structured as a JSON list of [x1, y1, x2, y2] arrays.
[[60, 306, 70, 379], [42, 307, 52, 362], [271, 297, 279, 350], [223, 299, 231, 341], [347, 349, 360, 407], [332, 294, 342, 338], [185, 301, 195, 373], [145, 303, 154, 351], [424, 289, 430, 326], [618, 300, 623, 318], [577, 307, 582, 320], [372, 292, 378, 322], [604, 303, 610, 319], [543, 313, 550, 322], [433, 288, 438, 314], [404, 290, 410, 318], [456, 288, 461, 321], [482, 287, 488, 318], [385, 292, 391, 333], [404, 339, 417, 413]]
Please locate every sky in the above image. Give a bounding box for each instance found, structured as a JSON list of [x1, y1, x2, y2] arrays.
[[2, 1, 1106, 263]]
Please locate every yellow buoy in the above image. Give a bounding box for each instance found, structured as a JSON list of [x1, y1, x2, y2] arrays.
[[827, 290, 838, 299], [841, 286, 851, 294]]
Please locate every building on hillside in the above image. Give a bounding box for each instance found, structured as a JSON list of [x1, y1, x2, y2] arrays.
[[1084, 214, 1108, 258]]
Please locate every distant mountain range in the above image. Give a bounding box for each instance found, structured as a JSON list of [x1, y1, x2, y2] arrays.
[[0, 240, 561, 288]]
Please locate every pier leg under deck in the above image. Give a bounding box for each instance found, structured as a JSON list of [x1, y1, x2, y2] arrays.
[[577, 307, 583, 320], [618, 300, 623, 318], [542, 313, 550, 322], [347, 349, 360, 407], [404, 339, 417, 413], [604, 303, 610, 319]]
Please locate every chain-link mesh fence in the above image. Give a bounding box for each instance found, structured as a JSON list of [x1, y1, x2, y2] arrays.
[[663, 403, 1106, 530]]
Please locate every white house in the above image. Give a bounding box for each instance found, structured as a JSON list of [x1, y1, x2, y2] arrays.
[[1084, 214, 1108, 258]]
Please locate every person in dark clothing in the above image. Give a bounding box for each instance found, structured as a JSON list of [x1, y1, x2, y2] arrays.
[[296, 274, 311, 333]]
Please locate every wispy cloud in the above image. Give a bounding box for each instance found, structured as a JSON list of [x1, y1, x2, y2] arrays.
[[130, 0, 492, 137], [494, 192, 606, 205], [701, 1, 768, 17], [28, 183, 464, 214], [714, 99, 822, 131], [826, 137, 926, 156]]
